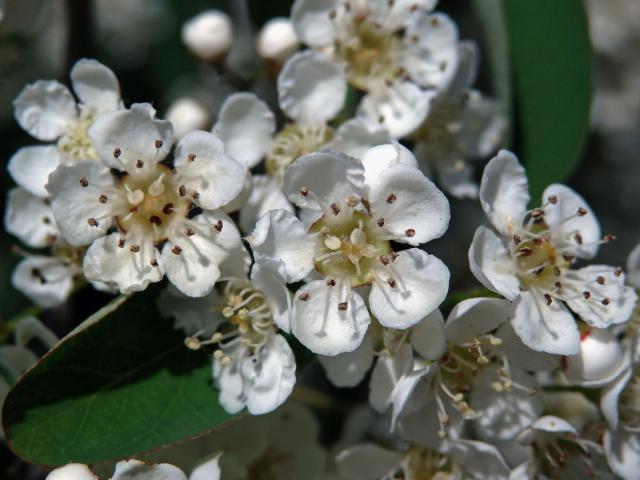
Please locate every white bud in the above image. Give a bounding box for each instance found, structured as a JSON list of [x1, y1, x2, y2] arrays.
[[182, 10, 233, 61], [564, 328, 626, 387], [256, 17, 299, 63], [165, 98, 210, 139]]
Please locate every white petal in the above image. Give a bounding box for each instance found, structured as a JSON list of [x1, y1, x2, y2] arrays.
[[479, 150, 529, 235], [219, 240, 252, 280], [190, 455, 221, 480], [368, 163, 450, 245], [369, 343, 413, 413], [157, 285, 225, 336], [165, 97, 210, 140], [369, 248, 449, 329], [290, 0, 337, 47], [435, 154, 479, 200], [8, 145, 60, 198], [360, 142, 418, 189], [257, 17, 300, 62], [239, 175, 294, 233], [543, 184, 601, 259], [15, 316, 58, 349], [47, 161, 115, 246], [245, 334, 296, 415], [46, 464, 98, 480], [163, 211, 240, 297], [468, 226, 520, 301], [213, 92, 275, 168], [495, 322, 560, 372], [563, 265, 637, 328], [14, 80, 77, 141], [325, 118, 392, 159], [601, 367, 631, 430], [112, 459, 187, 480], [605, 429, 640, 480], [449, 439, 511, 480], [336, 444, 402, 480], [278, 50, 346, 124], [213, 346, 247, 414], [283, 151, 365, 213], [83, 234, 164, 294], [12, 256, 74, 308], [88, 103, 173, 170], [251, 261, 291, 332], [627, 242, 640, 289], [444, 297, 512, 344], [447, 41, 479, 96], [402, 13, 459, 89], [291, 280, 370, 355], [410, 309, 446, 360], [70, 58, 121, 113], [247, 209, 315, 282], [357, 81, 435, 138], [4, 188, 58, 248], [530, 415, 577, 434], [512, 291, 580, 355], [319, 334, 374, 387], [174, 130, 246, 210]]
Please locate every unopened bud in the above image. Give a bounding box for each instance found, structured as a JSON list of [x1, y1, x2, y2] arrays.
[[166, 98, 210, 139], [257, 18, 299, 63], [182, 10, 233, 61]]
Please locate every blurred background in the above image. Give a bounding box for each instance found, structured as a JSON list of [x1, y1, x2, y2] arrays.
[[1, 0, 639, 477]]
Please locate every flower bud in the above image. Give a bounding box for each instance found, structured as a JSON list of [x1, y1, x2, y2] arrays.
[[182, 10, 233, 61], [564, 328, 625, 387], [165, 97, 210, 139], [257, 18, 299, 63]]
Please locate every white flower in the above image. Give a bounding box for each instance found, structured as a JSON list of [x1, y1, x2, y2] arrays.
[[290, 0, 459, 137], [469, 150, 637, 355], [165, 97, 210, 139], [248, 146, 449, 356], [9, 59, 122, 199], [46, 104, 246, 297], [413, 41, 506, 199], [257, 17, 300, 63], [182, 10, 233, 61], [47, 460, 188, 480], [160, 260, 295, 415]]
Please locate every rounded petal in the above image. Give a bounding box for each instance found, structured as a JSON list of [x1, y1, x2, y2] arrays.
[[88, 103, 173, 170], [410, 309, 446, 361], [360, 142, 418, 189], [162, 212, 240, 297], [8, 145, 60, 198], [512, 291, 580, 355], [283, 151, 365, 212], [479, 150, 529, 235], [627, 242, 640, 289], [605, 429, 640, 480], [4, 188, 58, 248], [290, 0, 338, 47], [190, 455, 221, 480], [530, 415, 577, 434], [12, 256, 74, 308], [368, 164, 450, 245], [291, 280, 370, 355], [449, 439, 511, 480], [112, 459, 187, 480], [239, 175, 294, 233], [46, 464, 98, 480], [213, 92, 275, 168], [319, 334, 374, 387], [251, 260, 292, 332], [47, 161, 115, 246], [257, 17, 300, 62], [247, 209, 316, 282], [84, 234, 164, 294], [543, 184, 601, 259], [15, 316, 58, 349], [495, 322, 560, 372], [336, 444, 402, 480], [357, 81, 435, 138], [174, 130, 246, 210], [14, 80, 77, 141], [601, 367, 631, 430], [325, 118, 392, 159], [278, 50, 346, 124], [245, 334, 296, 415], [70, 58, 121, 113], [369, 343, 413, 413], [444, 297, 512, 344], [468, 226, 520, 301], [165, 97, 210, 140], [369, 249, 449, 329]]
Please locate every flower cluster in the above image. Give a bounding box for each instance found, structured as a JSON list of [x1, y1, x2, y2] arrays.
[[3, 1, 640, 479]]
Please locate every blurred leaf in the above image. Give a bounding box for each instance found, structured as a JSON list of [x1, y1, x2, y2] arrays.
[[503, 0, 592, 199], [3, 288, 234, 466]]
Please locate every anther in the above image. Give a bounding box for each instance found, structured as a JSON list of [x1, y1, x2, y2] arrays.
[[150, 258, 158, 267], [380, 255, 390, 265], [185, 227, 195, 236], [377, 218, 385, 227], [118, 239, 125, 248], [326, 279, 336, 286], [187, 153, 196, 162], [604, 234, 616, 243], [347, 195, 359, 207], [191, 191, 200, 200], [214, 220, 223, 232], [136, 159, 144, 168], [79, 177, 89, 187], [386, 193, 397, 204], [596, 276, 606, 285], [410, 3, 418, 12], [163, 203, 174, 214], [602, 298, 611, 306], [130, 244, 140, 253], [544, 293, 553, 305], [575, 233, 583, 245], [387, 278, 396, 288], [155, 139, 163, 148], [43, 217, 51, 224], [330, 203, 341, 215], [113, 147, 121, 158], [519, 247, 533, 257], [99, 194, 108, 204], [300, 187, 309, 197], [563, 254, 575, 262], [405, 228, 416, 237], [554, 266, 561, 276], [172, 245, 182, 255], [298, 292, 309, 301], [555, 281, 562, 289], [577, 207, 588, 216], [548, 195, 558, 204], [87, 218, 98, 227], [531, 208, 544, 218], [338, 302, 348, 311], [31, 268, 46, 284], [184, 337, 201, 350], [583, 291, 591, 299], [513, 235, 521, 245], [615, 267, 623, 277]]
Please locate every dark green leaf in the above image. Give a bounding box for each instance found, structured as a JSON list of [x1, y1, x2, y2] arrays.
[[2, 288, 234, 466], [503, 0, 592, 200]]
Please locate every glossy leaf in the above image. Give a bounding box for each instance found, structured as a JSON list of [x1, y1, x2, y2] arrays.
[[2, 289, 234, 466], [503, 0, 592, 200]]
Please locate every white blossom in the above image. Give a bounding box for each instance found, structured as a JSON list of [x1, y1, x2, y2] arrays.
[[182, 10, 233, 61], [165, 97, 210, 140], [257, 17, 300, 63]]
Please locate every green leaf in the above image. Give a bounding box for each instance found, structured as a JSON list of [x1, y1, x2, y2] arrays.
[[503, 0, 592, 200], [2, 288, 235, 466]]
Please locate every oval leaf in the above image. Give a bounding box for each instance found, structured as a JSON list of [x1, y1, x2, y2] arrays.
[[2, 288, 235, 466]]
